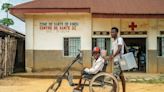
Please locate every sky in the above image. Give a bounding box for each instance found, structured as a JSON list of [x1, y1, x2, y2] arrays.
[[0, 0, 32, 34]]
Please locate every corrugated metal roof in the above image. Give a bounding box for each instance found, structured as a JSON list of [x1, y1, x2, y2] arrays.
[[12, 0, 91, 9], [11, 0, 164, 14], [0, 24, 25, 38], [92, 0, 164, 14]]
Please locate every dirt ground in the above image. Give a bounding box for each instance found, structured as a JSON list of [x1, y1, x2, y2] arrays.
[[0, 77, 164, 92]]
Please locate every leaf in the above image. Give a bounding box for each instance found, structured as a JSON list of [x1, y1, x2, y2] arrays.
[[0, 18, 14, 26], [1, 3, 13, 12]]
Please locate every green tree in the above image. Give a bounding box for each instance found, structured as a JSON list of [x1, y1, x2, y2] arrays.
[[0, 18, 14, 26], [0, 3, 14, 26]]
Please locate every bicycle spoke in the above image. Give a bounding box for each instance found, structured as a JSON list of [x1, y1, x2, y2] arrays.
[[89, 73, 118, 92]]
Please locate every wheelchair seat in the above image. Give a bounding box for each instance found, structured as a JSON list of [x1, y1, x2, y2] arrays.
[[102, 60, 108, 72]]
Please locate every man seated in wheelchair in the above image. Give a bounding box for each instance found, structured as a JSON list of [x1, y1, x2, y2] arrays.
[[74, 47, 106, 90]]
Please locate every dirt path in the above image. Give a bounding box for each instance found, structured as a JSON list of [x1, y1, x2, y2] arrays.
[[0, 77, 164, 92]]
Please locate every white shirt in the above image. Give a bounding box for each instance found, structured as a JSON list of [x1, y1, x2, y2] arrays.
[[111, 37, 124, 62], [84, 56, 105, 74]]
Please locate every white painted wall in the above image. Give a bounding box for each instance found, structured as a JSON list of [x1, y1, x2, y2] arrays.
[[25, 15, 34, 50], [26, 15, 161, 51], [25, 13, 92, 50], [93, 18, 111, 31], [148, 19, 158, 50], [92, 18, 159, 50]]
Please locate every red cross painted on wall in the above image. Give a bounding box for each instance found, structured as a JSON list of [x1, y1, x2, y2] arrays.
[[129, 22, 137, 31]]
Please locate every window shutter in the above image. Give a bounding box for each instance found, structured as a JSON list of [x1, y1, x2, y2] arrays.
[[64, 38, 69, 56], [157, 37, 162, 56]]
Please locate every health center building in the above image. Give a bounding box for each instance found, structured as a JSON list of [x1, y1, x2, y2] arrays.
[[10, 0, 164, 73]]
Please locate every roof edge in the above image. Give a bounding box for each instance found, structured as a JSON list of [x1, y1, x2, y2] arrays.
[[0, 24, 25, 37], [92, 13, 164, 18]]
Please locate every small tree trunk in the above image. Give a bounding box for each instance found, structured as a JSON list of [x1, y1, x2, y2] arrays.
[[6, 12, 9, 26]]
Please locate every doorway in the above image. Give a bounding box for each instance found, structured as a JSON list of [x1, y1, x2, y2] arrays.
[[124, 38, 146, 72], [13, 38, 25, 73]]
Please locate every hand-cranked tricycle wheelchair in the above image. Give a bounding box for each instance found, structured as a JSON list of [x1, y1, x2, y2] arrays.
[[46, 50, 119, 92]]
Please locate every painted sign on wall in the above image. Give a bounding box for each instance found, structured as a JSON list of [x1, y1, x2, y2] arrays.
[[39, 22, 79, 31], [121, 19, 149, 32]]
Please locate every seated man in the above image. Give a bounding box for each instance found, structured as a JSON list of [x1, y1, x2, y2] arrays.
[[74, 47, 105, 90]]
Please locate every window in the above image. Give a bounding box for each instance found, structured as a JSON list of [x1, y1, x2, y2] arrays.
[[97, 38, 105, 49], [92, 38, 110, 55], [157, 37, 164, 56], [64, 37, 80, 57]]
